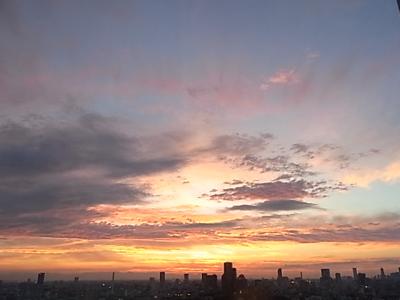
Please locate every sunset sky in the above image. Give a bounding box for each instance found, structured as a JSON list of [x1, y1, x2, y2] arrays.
[[1, 0, 400, 280]]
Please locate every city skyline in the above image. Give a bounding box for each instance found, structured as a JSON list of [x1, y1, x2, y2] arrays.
[[1, 262, 400, 282], [1, 0, 400, 279]]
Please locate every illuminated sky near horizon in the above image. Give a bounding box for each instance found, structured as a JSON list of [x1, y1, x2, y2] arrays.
[[1, 0, 400, 279]]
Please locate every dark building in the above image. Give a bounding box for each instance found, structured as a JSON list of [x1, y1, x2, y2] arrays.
[[184, 273, 189, 284], [277, 267, 289, 288], [321, 268, 331, 280], [204, 274, 218, 290], [353, 267, 358, 280], [335, 273, 341, 281], [358, 273, 367, 286], [380, 268, 385, 279], [74, 276, 79, 282], [201, 273, 207, 285], [37, 272, 45, 285], [236, 274, 248, 292], [222, 262, 237, 299], [160, 272, 166, 286], [111, 272, 115, 294], [320, 268, 332, 286], [277, 268, 283, 280]]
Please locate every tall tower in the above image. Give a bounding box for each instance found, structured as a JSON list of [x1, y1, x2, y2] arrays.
[[380, 268, 385, 279], [160, 272, 166, 287], [222, 262, 236, 299], [184, 273, 189, 284], [352, 268, 358, 280], [335, 273, 341, 281], [37, 273, 45, 285], [277, 268, 283, 280], [320, 268, 331, 280], [111, 272, 115, 294]]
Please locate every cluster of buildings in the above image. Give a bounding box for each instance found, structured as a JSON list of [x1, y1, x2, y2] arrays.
[[1, 263, 400, 299]]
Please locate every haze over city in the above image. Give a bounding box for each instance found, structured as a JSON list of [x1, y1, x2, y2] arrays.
[[1, 0, 400, 283]]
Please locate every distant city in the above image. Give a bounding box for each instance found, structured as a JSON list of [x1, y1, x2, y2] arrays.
[[1, 262, 400, 300]]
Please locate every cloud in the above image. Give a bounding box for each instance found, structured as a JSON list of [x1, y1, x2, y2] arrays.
[[208, 179, 331, 201], [343, 161, 400, 187], [0, 113, 187, 231], [206, 133, 272, 156], [306, 51, 320, 60], [246, 224, 400, 243], [0, 213, 242, 240], [0, 114, 184, 179], [260, 69, 299, 90], [228, 199, 319, 212]]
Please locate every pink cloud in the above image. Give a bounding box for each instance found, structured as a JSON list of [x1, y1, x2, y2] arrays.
[[260, 69, 299, 91]]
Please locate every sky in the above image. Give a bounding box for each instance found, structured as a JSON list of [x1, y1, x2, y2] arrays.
[[0, 0, 400, 280]]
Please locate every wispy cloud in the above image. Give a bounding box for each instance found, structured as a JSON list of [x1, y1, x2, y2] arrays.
[[260, 69, 299, 90], [228, 199, 320, 212]]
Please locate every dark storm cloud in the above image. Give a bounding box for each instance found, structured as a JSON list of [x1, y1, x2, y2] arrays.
[[0, 114, 183, 179], [0, 177, 146, 214], [0, 113, 185, 224], [228, 199, 319, 212]]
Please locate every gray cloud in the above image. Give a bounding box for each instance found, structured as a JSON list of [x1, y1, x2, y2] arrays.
[[207, 133, 272, 156], [0, 113, 183, 179], [208, 179, 331, 201], [247, 224, 400, 243], [228, 199, 319, 212], [0, 215, 242, 240], [0, 113, 186, 232]]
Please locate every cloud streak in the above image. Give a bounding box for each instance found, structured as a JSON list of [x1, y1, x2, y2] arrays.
[[228, 199, 319, 212], [208, 179, 333, 201]]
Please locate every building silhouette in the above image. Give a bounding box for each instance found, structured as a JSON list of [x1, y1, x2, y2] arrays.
[[321, 268, 331, 280], [335, 272, 341, 281], [353, 267, 358, 280], [358, 273, 367, 286], [236, 274, 248, 293], [183, 273, 189, 284], [277, 268, 283, 280], [221, 262, 236, 299], [160, 272, 166, 287], [201, 273, 207, 285], [37, 272, 45, 285]]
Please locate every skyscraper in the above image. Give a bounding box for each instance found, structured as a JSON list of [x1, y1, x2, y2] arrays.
[[37, 273, 45, 285], [205, 274, 218, 290], [320, 269, 331, 281], [358, 273, 366, 286], [111, 272, 115, 294], [277, 268, 283, 280], [222, 262, 236, 299], [353, 268, 358, 280], [160, 272, 166, 287], [236, 274, 248, 292], [380, 268, 385, 279], [335, 273, 341, 281], [201, 273, 207, 285], [184, 273, 189, 284]]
